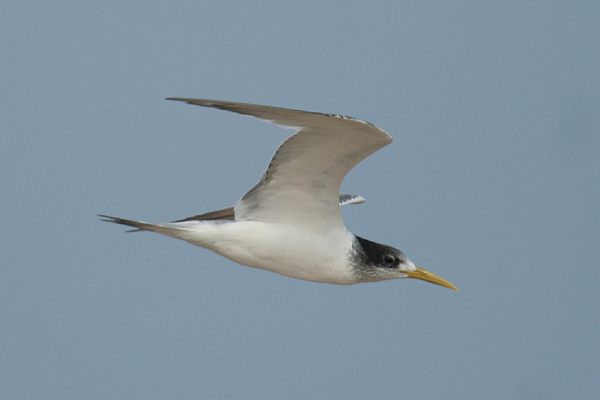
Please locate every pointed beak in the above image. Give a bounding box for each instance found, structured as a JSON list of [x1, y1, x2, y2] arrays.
[[404, 266, 458, 291]]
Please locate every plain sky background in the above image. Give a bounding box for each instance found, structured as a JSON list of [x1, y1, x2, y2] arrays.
[[2, 2, 599, 399]]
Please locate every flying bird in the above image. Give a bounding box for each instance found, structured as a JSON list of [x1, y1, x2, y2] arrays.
[[100, 98, 457, 290]]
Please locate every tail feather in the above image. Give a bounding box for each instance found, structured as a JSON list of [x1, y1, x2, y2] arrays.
[[98, 214, 157, 232], [99, 213, 210, 245]]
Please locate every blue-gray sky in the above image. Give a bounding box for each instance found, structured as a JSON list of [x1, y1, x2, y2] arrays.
[[2, 2, 599, 399]]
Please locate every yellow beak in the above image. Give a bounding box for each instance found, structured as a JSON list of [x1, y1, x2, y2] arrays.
[[404, 266, 458, 290]]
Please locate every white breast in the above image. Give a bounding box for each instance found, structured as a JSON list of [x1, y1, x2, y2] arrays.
[[172, 220, 358, 284]]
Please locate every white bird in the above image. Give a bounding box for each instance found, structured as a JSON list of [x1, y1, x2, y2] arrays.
[[100, 98, 457, 290]]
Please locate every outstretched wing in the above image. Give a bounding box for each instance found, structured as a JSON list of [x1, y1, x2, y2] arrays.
[[173, 193, 366, 223], [168, 98, 392, 231]]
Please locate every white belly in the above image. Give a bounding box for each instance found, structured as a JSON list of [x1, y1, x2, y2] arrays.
[[171, 220, 357, 284]]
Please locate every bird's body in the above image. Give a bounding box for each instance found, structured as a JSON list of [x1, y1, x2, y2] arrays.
[[185, 219, 355, 284], [101, 98, 457, 290]]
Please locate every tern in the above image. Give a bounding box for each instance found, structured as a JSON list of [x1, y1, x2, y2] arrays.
[[100, 98, 457, 290]]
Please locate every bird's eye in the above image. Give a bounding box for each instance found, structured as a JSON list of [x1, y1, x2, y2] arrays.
[[384, 255, 395, 265]]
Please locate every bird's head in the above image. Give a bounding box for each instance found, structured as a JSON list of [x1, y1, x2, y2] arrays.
[[352, 236, 458, 290]]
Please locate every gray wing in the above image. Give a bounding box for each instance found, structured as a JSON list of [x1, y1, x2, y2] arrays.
[[174, 194, 366, 222], [338, 193, 366, 206], [168, 98, 391, 230]]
